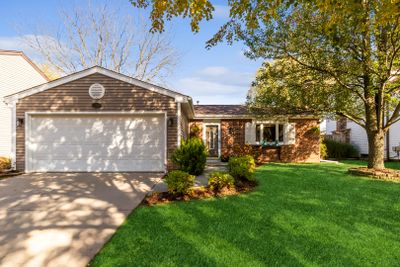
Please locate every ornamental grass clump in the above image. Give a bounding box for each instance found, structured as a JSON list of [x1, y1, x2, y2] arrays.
[[208, 171, 235, 192]]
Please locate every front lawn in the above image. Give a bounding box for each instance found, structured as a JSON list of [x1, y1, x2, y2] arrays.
[[91, 161, 400, 266]]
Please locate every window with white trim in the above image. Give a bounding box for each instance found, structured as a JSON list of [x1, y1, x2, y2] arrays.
[[255, 123, 284, 144]]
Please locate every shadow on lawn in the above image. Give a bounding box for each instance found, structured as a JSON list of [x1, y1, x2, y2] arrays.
[[91, 163, 400, 266]]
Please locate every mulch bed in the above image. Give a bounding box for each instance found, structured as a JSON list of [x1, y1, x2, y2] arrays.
[[142, 181, 257, 206], [348, 167, 400, 182]]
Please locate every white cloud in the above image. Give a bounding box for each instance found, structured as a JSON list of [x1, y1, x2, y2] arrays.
[[198, 66, 229, 76], [174, 66, 255, 104], [0, 35, 62, 62], [213, 5, 230, 19], [0, 36, 35, 55]]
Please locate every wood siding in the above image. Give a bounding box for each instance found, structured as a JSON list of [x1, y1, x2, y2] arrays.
[[15, 73, 178, 171]]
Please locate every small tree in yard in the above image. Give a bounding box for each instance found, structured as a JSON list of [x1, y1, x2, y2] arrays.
[[130, 0, 400, 169]]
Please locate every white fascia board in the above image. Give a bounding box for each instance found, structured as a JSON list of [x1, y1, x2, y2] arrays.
[[194, 114, 320, 120]]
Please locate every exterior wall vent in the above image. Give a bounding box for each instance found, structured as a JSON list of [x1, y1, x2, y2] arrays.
[[88, 83, 105, 99]]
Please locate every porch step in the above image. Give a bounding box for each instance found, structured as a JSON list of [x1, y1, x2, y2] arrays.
[[206, 159, 228, 167]]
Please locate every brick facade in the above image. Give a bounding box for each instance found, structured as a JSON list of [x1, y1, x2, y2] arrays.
[[192, 118, 320, 163]]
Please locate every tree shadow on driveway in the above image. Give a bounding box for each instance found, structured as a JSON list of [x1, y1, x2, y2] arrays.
[[0, 172, 162, 267]]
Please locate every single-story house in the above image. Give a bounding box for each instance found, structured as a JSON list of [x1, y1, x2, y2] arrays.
[[4, 66, 320, 173], [0, 50, 49, 157]]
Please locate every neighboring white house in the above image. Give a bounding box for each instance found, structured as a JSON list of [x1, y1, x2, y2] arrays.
[[324, 117, 400, 159], [0, 50, 48, 158]]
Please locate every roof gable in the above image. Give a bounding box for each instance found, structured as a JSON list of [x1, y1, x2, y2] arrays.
[[0, 50, 49, 82], [4, 66, 190, 103]]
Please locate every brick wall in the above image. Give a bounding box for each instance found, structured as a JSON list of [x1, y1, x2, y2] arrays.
[[220, 119, 251, 154], [218, 118, 320, 163], [280, 119, 320, 162]]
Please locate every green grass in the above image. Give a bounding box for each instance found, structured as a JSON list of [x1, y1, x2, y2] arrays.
[[91, 161, 400, 267]]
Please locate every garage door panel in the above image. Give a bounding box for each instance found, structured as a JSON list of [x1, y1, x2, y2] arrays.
[[31, 119, 164, 145], [31, 159, 164, 172], [31, 144, 164, 160], [30, 142, 164, 155], [27, 114, 166, 172]]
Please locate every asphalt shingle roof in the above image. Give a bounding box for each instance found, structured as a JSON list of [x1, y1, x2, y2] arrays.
[[194, 105, 248, 115]]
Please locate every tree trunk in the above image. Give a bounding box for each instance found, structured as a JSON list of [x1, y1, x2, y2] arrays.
[[367, 131, 385, 169]]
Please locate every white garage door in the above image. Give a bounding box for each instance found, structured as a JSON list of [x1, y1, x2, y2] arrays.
[[26, 113, 166, 172]]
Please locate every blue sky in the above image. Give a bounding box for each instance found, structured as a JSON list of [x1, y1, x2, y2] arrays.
[[0, 0, 263, 104]]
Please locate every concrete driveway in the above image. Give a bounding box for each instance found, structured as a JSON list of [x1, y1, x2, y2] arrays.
[[0, 172, 162, 267]]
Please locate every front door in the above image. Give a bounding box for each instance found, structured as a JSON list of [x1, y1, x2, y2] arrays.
[[205, 125, 219, 157]]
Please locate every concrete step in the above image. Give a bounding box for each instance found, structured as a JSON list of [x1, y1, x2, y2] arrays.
[[206, 159, 228, 167]]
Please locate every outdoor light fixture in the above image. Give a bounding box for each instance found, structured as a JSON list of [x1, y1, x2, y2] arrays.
[[168, 117, 174, 127], [92, 102, 102, 109], [16, 118, 24, 127]]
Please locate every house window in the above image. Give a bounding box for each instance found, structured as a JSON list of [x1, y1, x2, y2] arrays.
[[263, 124, 276, 142], [256, 124, 261, 142], [255, 123, 285, 144]]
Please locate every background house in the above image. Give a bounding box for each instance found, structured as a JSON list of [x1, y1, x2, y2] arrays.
[[0, 50, 49, 160], [324, 117, 400, 159]]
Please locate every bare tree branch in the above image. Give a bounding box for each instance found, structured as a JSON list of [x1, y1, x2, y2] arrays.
[[20, 2, 179, 83]]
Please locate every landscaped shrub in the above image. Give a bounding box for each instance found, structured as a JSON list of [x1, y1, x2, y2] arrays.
[[208, 171, 235, 192], [171, 137, 207, 175], [220, 152, 230, 162], [228, 155, 256, 181], [320, 141, 328, 159], [323, 139, 359, 159], [223, 143, 262, 164], [164, 170, 195, 195], [0, 157, 11, 172]]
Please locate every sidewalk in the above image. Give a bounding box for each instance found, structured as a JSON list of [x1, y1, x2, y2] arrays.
[[151, 159, 228, 193]]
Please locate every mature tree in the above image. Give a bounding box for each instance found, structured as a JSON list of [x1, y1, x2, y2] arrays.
[[131, 0, 400, 169], [23, 3, 179, 83], [37, 63, 61, 81]]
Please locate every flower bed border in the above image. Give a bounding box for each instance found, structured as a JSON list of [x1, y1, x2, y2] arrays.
[[348, 167, 400, 182], [142, 181, 257, 206]]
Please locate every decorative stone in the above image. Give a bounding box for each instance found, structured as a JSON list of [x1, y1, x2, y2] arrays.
[[348, 167, 400, 182]]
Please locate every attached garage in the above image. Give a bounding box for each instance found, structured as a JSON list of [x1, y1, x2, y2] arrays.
[[4, 66, 194, 173], [26, 113, 166, 172]]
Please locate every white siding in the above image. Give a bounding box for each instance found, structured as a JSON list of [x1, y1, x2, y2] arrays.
[[325, 119, 337, 135], [332, 119, 400, 159], [348, 121, 369, 155], [0, 53, 47, 157], [388, 121, 400, 159]]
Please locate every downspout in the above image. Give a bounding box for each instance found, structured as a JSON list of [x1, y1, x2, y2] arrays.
[[177, 101, 181, 147], [8, 100, 17, 170]]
